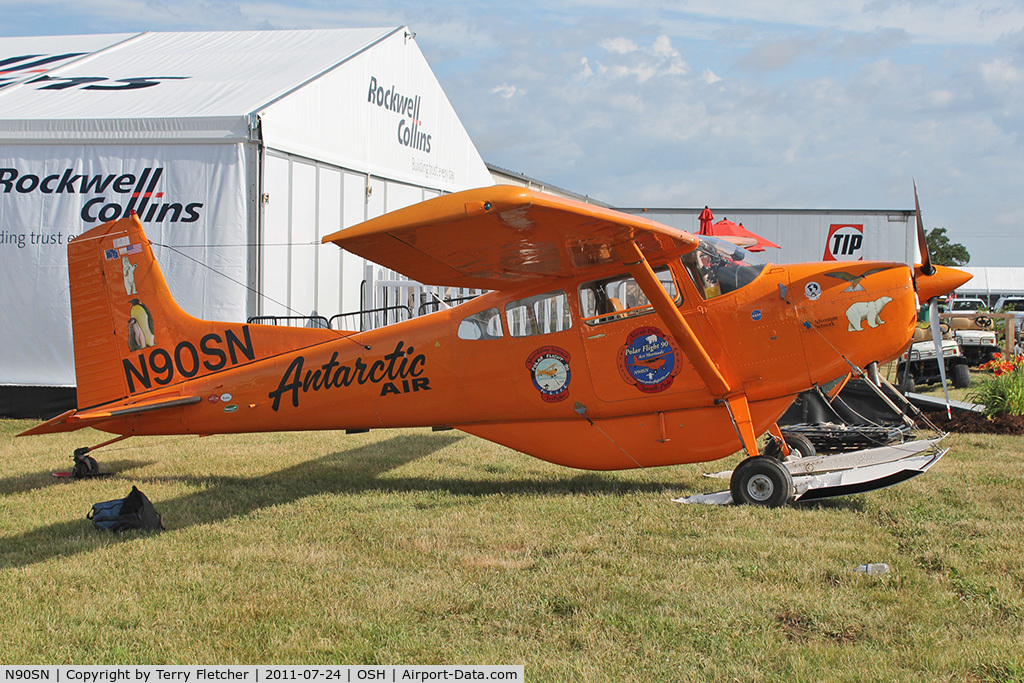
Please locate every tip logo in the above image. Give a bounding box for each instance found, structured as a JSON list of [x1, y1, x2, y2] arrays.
[[824, 224, 864, 262]]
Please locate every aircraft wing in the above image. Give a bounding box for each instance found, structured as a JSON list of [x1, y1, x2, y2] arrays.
[[322, 186, 699, 290]]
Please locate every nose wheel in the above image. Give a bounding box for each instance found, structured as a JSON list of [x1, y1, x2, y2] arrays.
[[730, 456, 795, 507]]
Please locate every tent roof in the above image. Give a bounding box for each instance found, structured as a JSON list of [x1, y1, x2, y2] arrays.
[[0, 28, 401, 140]]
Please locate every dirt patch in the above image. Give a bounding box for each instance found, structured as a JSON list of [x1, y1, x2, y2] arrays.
[[924, 408, 1024, 436]]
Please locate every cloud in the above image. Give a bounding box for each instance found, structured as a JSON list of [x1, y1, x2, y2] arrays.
[[600, 37, 638, 54], [4, 0, 1024, 264], [491, 83, 519, 99], [701, 68, 722, 84]]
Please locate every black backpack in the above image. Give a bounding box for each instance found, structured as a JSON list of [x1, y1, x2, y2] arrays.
[[88, 486, 164, 532]]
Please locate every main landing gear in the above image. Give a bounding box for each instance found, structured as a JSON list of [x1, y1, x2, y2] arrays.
[[730, 456, 794, 508], [728, 425, 808, 508]]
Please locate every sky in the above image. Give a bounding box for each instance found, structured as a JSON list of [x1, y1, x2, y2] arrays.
[[2, 1, 1023, 265]]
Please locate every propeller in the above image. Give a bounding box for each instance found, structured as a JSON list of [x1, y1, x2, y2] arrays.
[[913, 182, 952, 418], [914, 180, 934, 277]]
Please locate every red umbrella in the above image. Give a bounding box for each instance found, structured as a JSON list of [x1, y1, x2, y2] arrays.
[[706, 218, 781, 252], [698, 206, 714, 235]]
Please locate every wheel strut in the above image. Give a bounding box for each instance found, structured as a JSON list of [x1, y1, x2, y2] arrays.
[[65, 434, 130, 479]]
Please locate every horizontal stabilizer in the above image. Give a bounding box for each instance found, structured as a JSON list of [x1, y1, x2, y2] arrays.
[[18, 395, 201, 436]]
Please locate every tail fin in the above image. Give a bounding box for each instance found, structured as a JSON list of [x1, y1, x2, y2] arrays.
[[68, 213, 337, 410]]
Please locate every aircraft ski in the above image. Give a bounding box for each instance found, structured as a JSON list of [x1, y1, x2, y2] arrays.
[[678, 438, 948, 505]]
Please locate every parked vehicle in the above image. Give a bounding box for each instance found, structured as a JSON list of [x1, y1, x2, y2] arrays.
[[895, 330, 970, 392], [943, 298, 1000, 365], [947, 297, 987, 314], [994, 296, 1024, 333]]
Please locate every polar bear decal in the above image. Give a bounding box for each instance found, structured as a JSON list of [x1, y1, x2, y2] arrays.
[[846, 296, 892, 332], [122, 256, 138, 295]]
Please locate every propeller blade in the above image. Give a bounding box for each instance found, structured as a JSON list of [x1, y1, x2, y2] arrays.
[[914, 180, 935, 276], [928, 297, 952, 419]]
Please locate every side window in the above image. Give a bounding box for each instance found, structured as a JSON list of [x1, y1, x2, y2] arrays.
[[579, 267, 678, 325], [458, 308, 503, 340], [505, 290, 572, 337]]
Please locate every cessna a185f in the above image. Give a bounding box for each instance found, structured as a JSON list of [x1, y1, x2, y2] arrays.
[[20, 185, 970, 506]]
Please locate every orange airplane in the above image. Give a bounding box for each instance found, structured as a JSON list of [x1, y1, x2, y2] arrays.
[[19, 185, 970, 507]]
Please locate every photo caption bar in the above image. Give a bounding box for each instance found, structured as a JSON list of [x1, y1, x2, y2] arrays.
[[0, 667, 524, 683]]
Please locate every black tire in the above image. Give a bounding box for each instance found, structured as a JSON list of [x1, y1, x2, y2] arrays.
[[71, 454, 99, 479], [951, 362, 971, 389], [897, 373, 916, 393], [730, 456, 794, 508], [762, 433, 816, 460]]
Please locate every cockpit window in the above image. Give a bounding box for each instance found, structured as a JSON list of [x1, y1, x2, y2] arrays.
[[680, 236, 768, 299], [579, 267, 678, 325]]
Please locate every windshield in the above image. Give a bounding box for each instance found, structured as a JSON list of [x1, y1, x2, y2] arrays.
[[949, 300, 983, 312], [680, 236, 769, 299], [1000, 298, 1024, 311]]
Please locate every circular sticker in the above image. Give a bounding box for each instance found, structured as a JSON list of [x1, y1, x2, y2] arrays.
[[223, 404, 238, 413], [751, 309, 763, 321], [207, 395, 220, 403], [617, 326, 682, 393], [526, 346, 571, 402], [220, 393, 233, 402], [804, 281, 822, 301]]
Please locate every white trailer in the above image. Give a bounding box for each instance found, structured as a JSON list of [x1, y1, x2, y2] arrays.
[[619, 207, 918, 265]]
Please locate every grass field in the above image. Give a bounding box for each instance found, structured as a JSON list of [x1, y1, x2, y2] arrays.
[[1, 418, 1023, 681]]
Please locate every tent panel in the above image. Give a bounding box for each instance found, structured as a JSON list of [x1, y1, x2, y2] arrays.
[[289, 161, 318, 318], [317, 167, 343, 318], [0, 142, 248, 386], [260, 30, 492, 193], [341, 172, 368, 314], [260, 154, 291, 317], [0, 29, 399, 123]]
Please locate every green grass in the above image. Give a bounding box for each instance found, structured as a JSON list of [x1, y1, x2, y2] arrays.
[[2, 420, 1023, 681]]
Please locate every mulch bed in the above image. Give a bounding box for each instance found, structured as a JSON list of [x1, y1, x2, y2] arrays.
[[923, 408, 1024, 436]]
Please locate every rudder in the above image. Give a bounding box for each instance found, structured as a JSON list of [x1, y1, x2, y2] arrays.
[[69, 213, 339, 410]]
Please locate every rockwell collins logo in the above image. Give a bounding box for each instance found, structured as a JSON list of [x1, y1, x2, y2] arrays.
[[0, 166, 203, 223], [367, 76, 432, 153]]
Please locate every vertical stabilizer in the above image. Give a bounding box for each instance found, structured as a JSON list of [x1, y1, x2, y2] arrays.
[[69, 214, 165, 408], [68, 213, 338, 411]]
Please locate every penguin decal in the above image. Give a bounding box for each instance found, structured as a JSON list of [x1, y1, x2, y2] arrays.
[[129, 299, 156, 347], [122, 256, 138, 295], [127, 317, 147, 351]]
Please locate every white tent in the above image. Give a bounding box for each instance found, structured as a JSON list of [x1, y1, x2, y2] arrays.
[[957, 267, 1024, 300], [0, 29, 493, 411]]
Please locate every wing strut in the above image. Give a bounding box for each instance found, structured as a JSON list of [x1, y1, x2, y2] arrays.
[[613, 240, 762, 456]]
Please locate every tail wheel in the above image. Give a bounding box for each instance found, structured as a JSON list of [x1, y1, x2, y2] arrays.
[[730, 456, 794, 507], [72, 455, 99, 479], [762, 434, 816, 461]]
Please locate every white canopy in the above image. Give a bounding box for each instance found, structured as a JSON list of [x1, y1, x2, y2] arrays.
[[0, 29, 400, 141]]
